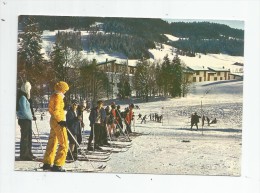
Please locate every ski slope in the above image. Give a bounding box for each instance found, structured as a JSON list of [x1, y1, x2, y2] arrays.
[[15, 80, 242, 175]]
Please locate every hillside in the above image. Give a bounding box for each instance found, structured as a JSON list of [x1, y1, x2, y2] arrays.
[[19, 16, 244, 58]]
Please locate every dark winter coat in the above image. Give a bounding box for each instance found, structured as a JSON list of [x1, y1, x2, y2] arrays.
[[66, 108, 82, 144], [89, 107, 106, 126], [191, 114, 201, 124]]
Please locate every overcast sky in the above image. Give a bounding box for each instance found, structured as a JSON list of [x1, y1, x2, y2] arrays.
[[163, 19, 244, 30]]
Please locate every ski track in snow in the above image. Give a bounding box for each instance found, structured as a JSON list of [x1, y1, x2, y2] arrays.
[[15, 81, 242, 176]]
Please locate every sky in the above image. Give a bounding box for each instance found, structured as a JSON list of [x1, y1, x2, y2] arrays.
[[163, 19, 244, 30]]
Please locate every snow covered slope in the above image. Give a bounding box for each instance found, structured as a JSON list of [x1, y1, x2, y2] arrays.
[[40, 30, 244, 72]]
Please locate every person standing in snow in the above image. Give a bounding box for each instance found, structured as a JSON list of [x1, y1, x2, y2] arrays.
[[16, 81, 36, 161], [190, 112, 201, 130], [87, 100, 107, 151], [66, 100, 83, 160], [125, 103, 134, 134], [115, 105, 123, 134], [42, 81, 69, 172]]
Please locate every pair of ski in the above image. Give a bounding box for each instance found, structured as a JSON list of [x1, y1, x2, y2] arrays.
[[67, 156, 111, 163], [34, 164, 107, 172]]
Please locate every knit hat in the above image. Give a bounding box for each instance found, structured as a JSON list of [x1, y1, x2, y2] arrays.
[[54, 81, 69, 93], [72, 99, 79, 105], [21, 81, 31, 99]]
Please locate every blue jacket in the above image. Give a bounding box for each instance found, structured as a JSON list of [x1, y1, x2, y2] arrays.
[[89, 107, 106, 126], [17, 95, 33, 120]]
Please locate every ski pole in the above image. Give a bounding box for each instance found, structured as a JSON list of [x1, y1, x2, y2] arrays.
[[93, 124, 95, 152], [115, 109, 131, 141], [32, 129, 44, 154], [33, 121, 44, 154], [66, 127, 95, 169]]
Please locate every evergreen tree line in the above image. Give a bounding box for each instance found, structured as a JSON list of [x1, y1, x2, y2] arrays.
[[85, 33, 153, 59], [169, 22, 244, 56], [134, 55, 191, 102], [170, 22, 244, 39], [170, 38, 244, 56]]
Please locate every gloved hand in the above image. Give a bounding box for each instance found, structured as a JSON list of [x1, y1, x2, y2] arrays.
[[81, 122, 85, 128], [33, 116, 37, 121], [58, 121, 67, 127]]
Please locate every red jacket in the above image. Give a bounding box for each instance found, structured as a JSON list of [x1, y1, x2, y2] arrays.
[[125, 110, 133, 125]]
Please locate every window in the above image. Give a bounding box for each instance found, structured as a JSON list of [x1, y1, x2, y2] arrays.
[[217, 72, 220, 76], [214, 77, 217, 81], [220, 77, 223, 80], [193, 77, 196, 82], [199, 77, 202, 82], [196, 71, 200, 75]]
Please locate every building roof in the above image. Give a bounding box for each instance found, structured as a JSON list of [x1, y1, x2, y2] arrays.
[[207, 67, 230, 72], [187, 66, 208, 71], [232, 62, 244, 66], [97, 59, 116, 66], [230, 72, 243, 77]]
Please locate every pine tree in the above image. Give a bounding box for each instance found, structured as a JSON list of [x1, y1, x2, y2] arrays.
[[18, 16, 44, 69], [169, 55, 183, 97], [50, 43, 66, 81], [118, 66, 131, 99], [17, 16, 46, 98], [134, 59, 156, 102]]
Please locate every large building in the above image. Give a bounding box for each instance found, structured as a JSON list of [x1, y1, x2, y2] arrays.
[[97, 58, 136, 98], [186, 66, 232, 82]]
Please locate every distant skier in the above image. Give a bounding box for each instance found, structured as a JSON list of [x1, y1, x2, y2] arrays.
[[137, 113, 142, 120], [210, 118, 217, 124], [190, 112, 201, 130], [141, 115, 147, 124], [206, 116, 210, 126], [159, 115, 163, 123]]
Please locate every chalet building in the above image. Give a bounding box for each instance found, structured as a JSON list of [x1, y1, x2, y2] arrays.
[[186, 66, 231, 82], [97, 58, 136, 98], [186, 66, 209, 82], [207, 67, 230, 81], [97, 58, 136, 75]]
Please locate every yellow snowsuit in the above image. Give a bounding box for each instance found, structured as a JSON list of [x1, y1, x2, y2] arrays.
[[43, 82, 69, 167]]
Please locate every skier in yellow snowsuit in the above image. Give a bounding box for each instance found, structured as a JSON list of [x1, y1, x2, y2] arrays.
[[42, 81, 69, 172]]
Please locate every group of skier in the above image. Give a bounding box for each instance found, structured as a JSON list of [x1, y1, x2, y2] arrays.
[[16, 80, 219, 172], [16, 81, 135, 172]]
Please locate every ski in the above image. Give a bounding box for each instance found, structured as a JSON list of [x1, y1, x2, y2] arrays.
[[15, 156, 43, 162], [34, 165, 106, 172], [100, 147, 129, 153], [101, 143, 132, 148], [78, 157, 111, 162], [65, 165, 106, 172]]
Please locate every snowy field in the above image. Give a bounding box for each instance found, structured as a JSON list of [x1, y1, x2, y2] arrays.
[[14, 80, 243, 176]]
